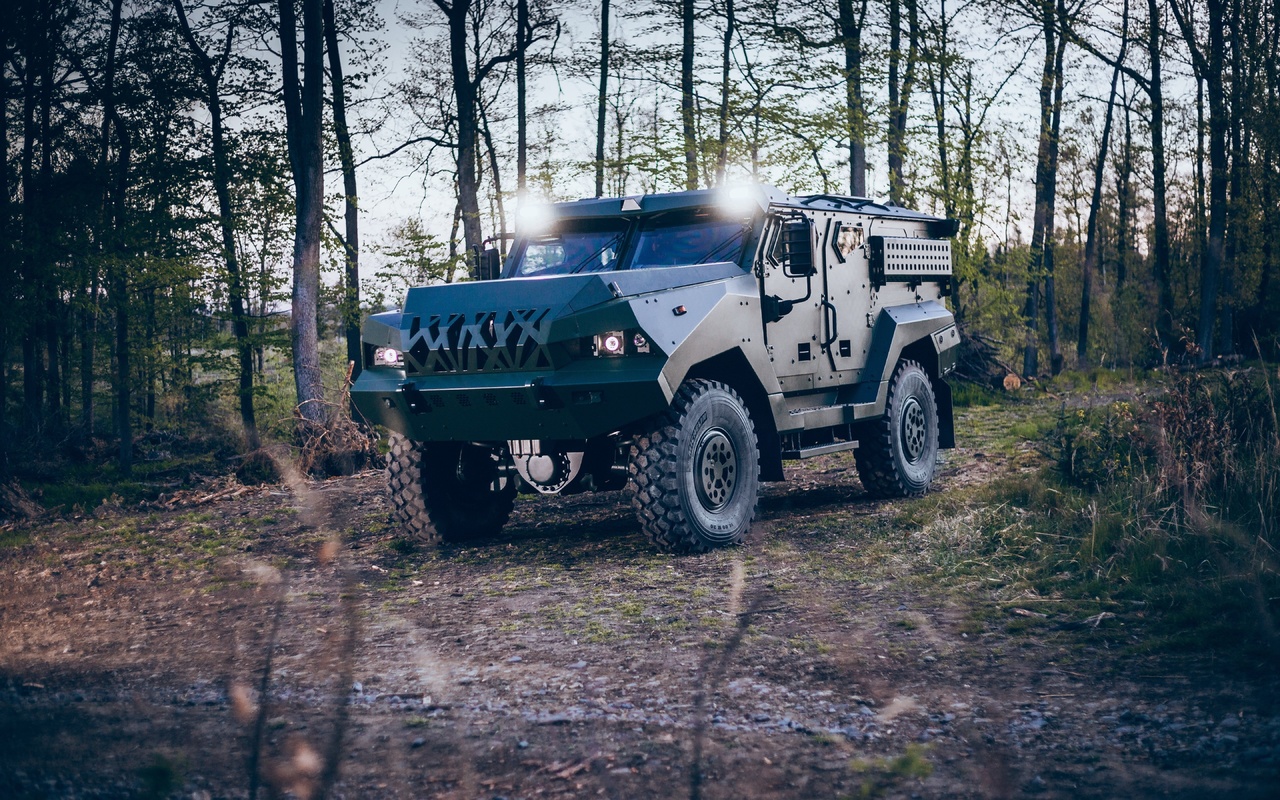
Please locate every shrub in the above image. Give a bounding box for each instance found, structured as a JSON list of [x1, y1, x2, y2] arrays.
[[1044, 367, 1280, 654]]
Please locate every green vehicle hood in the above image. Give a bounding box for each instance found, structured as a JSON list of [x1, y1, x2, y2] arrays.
[[374, 261, 746, 376], [401, 261, 745, 319]]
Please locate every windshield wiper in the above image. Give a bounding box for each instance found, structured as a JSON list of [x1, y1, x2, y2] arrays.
[[696, 227, 747, 264], [567, 234, 625, 274]]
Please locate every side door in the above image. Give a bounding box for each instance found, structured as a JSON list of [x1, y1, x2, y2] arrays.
[[758, 211, 826, 394]]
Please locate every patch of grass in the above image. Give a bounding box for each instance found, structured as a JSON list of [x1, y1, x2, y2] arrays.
[[851, 744, 933, 798], [0, 528, 32, 549], [136, 752, 187, 800], [387, 538, 417, 555], [951, 380, 1003, 408]]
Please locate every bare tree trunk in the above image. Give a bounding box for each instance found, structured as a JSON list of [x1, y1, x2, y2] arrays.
[[927, 0, 951, 216], [1078, 0, 1129, 368], [839, 0, 868, 196], [442, 1, 484, 252], [1171, 0, 1227, 362], [887, 0, 919, 204], [518, 0, 529, 194], [714, 0, 734, 185], [1043, 0, 1068, 376], [680, 0, 698, 190], [446, 200, 462, 283], [112, 135, 133, 475], [1023, 0, 1066, 377], [1115, 94, 1134, 291], [175, 0, 260, 448], [595, 0, 609, 197], [1146, 0, 1174, 354], [280, 0, 326, 422], [20, 34, 42, 432], [323, 0, 362, 389], [37, 22, 59, 428]]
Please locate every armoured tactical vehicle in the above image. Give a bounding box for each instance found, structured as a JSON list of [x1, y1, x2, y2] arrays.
[[351, 185, 959, 553]]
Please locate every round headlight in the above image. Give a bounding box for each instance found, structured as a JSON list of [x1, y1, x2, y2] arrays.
[[375, 347, 403, 367]]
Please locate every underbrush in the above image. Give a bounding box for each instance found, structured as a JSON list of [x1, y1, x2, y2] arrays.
[[967, 366, 1279, 660], [4, 340, 379, 518]]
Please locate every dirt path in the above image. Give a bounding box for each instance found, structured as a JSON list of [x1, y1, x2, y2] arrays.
[[1, 401, 1277, 799]]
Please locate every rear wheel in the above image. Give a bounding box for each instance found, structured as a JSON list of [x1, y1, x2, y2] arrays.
[[386, 433, 516, 544], [855, 360, 939, 498], [628, 380, 760, 553]]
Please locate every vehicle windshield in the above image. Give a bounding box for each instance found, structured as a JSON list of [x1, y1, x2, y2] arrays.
[[507, 219, 627, 277], [629, 213, 748, 269], [505, 210, 752, 277]]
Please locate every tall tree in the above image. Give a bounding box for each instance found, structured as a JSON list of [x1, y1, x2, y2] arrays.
[[1065, 0, 1175, 353], [1077, 0, 1129, 367], [518, 0, 530, 194], [840, 0, 869, 196], [595, 0, 609, 197], [436, 0, 509, 253], [173, 0, 260, 449], [322, 0, 362, 388], [1170, 0, 1227, 363], [887, 0, 920, 204], [714, 0, 735, 185], [680, 0, 698, 189], [761, 0, 870, 196], [279, 0, 326, 423], [1022, 0, 1069, 376]]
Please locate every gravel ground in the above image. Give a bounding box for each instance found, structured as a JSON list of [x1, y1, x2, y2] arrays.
[[1, 400, 1277, 799]]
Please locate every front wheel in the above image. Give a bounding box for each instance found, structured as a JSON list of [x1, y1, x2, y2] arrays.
[[628, 380, 760, 553], [855, 359, 940, 498], [386, 433, 516, 544]]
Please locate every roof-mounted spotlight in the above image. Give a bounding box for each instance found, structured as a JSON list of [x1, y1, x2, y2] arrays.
[[714, 181, 764, 218], [515, 199, 556, 234]]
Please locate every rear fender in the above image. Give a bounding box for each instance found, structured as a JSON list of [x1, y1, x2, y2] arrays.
[[853, 301, 957, 414]]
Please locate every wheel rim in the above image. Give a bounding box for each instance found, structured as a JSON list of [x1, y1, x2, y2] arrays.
[[901, 396, 927, 464], [695, 428, 738, 511]]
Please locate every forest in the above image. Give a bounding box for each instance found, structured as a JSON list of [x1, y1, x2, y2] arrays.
[[4, 2, 1280, 795], [2, 0, 1279, 476]]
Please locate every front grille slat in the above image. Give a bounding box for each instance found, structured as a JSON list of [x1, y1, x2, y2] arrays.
[[404, 308, 552, 375]]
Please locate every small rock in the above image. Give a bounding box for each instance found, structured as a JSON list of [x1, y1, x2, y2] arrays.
[[566, 660, 587, 670], [752, 712, 770, 722], [517, 740, 529, 749], [411, 737, 425, 748], [507, 656, 523, 663], [1219, 716, 1241, 728], [351, 682, 363, 694]]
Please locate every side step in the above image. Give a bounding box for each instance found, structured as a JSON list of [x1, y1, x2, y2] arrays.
[[782, 440, 859, 460]]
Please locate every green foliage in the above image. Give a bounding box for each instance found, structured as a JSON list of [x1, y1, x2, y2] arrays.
[[368, 218, 467, 309], [851, 744, 934, 798], [979, 368, 1280, 656]]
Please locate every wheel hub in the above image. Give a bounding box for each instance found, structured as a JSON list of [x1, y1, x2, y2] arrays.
[[695, 428, 738, 511], [901, 397, 927, 463]]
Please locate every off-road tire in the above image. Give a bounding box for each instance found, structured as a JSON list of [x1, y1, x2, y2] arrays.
[[386, 433, 516, 544], [855, 359, 940, 498], [628, 380, 760, 553]]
